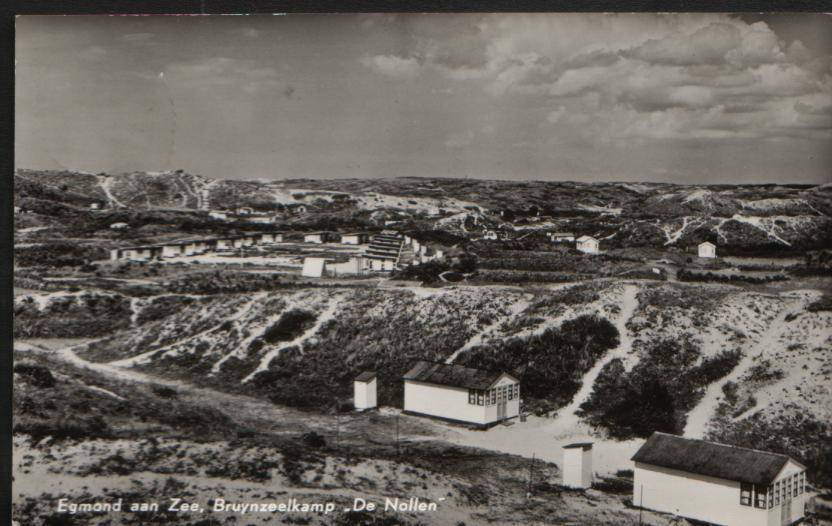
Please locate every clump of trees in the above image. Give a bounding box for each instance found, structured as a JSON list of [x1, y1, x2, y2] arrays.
[[459, 314, 620, 414], [577, 340, 742, 438]]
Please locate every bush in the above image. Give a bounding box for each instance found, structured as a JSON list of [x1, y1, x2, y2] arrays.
[[263, 310, 316, 343], [14, 362, 56, 388]]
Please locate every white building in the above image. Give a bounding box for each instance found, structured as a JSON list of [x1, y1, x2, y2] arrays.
[[90, 203, 101, 210], [341, 233, 369, 245], [161, 244, 186, 258], [353, 371, 377, 410], [301, 257, 328, 278], [576, 235, 600, 254], [562, 442, 593, 489], [209, 211, 228, 220], [402, 361, 520, 428], [482, 230, 498, 240], [109, 222, 129, 230], [549, 232, 575, 243], [304, 232, 334, 244], [632, 432, 807, 526], [216, 238, 233, 250], [698, 241, 717, 258]]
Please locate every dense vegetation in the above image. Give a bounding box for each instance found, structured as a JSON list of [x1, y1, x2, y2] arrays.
[[459, 315, 620, 414], [578, 340, 742, 438]]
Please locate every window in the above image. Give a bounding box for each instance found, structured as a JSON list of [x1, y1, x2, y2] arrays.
[[477, 391, 484, 406], [740, 483, 752, 506], [754, 485, 767, 509], [514, 384, 520, 398], [793, 473, 800, 497], [767, 486, 774, 509], [786, 477, 793, 499], [468, 389, 476, 405], [490, 389, 496, 405], [508, 384, 514, 400], [797, 472, 805, 495]]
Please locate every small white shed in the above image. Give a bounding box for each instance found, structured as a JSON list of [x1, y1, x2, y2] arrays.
[[341, 233, 369, 245], [632, 432, 807, 526], [576, 235, 600, 254], [353, 371, 377, 410], [109, 222, 129, 230], [301, 257, 327, 278], [698, 241, 716, 258], [562, 442, 593, 489]]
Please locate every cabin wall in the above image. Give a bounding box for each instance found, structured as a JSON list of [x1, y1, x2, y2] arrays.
[[404, 381, 486, 425], [354, 379, 377, 410], [634, 462, 769, 526]]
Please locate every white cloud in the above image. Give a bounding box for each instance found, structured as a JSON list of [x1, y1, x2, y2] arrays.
[[361, 55, 422, 78]]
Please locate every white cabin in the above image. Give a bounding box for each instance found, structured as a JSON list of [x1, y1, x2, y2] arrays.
[[482, 230, 498, 240], [353, 371, 377, 410], [549, 232, 575, 243], [632, 433, 807, 526], [209, 211, 228, 220], [301, 257, 327, 278], [576, 235, 600, 254], [341, 233, 369, 245], [403, 361, 520, 428], [562, 443, 593, 489], [698, 241, 717, 258]]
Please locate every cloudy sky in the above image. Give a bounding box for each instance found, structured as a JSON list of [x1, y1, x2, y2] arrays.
[[15, 13, 832, 183]]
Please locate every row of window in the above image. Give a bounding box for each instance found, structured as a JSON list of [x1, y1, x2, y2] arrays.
[[740, 472, 805, 509], [468, 384, 519, 405]]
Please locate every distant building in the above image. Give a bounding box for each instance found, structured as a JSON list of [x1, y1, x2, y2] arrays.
[[109, 222, 129, 230], [286, 203, 307, 215], [402, 360, 520, 428], [632, 432, 807, 526], [698, 241, 717, 258], [162, 243, 187, 258], [301, 257, 328, 278], [562, 443, 593, 489], [215, 238, 233, 250], [482, 230, 498, 240], [208, 211, 228, 220], [549, 232, 575, 243], [236, 207, 254, 215], [341, 233, 369, 245], [258, 233, 282, 244], [14, 206, 22, 215], [353, 371, 377, 410], [364, 230, 404, 271], [576, 235, 600, 254], [304, 232, 335, 244], [111, 245, 162, 261], [89, 203, 101, 210]]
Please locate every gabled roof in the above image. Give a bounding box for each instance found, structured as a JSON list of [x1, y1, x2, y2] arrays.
[[632, 432, 800, 485], [576, 235, 597, 242], [355, 371, 377, 382], [403, 360, 515, 390], [563, 442, 593, 450], [699, 241, 716, 247]]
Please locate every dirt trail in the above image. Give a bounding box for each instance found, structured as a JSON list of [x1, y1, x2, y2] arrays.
[[445, 294, 532, 364], [682, 291, 809, 438]]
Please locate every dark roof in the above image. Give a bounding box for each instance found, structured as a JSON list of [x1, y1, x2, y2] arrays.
[[403, 360, 515, 390], [632, 433, 800, 485], [355, 371, 377, 382], [563, 442, 593, 450]]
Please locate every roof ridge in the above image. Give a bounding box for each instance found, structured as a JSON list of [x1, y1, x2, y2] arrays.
[[654, 433, 790, 459]]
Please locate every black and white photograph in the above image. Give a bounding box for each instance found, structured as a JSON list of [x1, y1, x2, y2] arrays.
[[11, 12, 832, 526]]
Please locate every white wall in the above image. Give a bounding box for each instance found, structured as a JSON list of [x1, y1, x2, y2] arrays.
[[302, 258, 327, 278], [634, 462, 770, 526], [342, 235, 361, 245], [304, 235, 323, 244], [577, 239, 599, 254], [354, 379, 377, 410], [404, 381, 487, 425], [699, 244, 716, 258], [482, 375, 520, 423], [562, 447, 592, 488]]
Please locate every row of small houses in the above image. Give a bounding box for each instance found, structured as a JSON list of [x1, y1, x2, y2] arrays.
[[354, 361, 808, 526], [110, 231, 375, 261], [110, 232, 284, 261]]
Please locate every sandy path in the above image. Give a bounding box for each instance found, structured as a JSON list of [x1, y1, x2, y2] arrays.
[[682, 291, 810, 438]]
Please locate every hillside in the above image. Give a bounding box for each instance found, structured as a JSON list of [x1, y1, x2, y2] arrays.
[[15, 169, 832, 253]]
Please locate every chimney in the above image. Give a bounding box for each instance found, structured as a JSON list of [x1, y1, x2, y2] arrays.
[[562, 442, 593, 489]]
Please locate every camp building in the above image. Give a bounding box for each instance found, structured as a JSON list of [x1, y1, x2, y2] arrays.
[[632, 432, 807, 526], [402, 360, 520, 428]]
